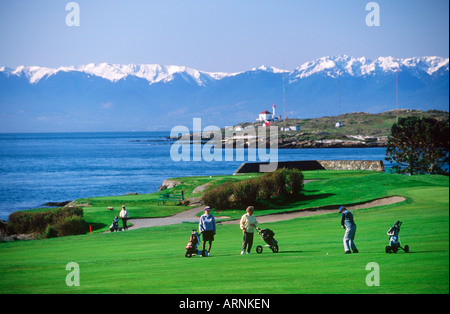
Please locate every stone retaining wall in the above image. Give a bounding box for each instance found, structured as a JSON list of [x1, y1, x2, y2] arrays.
[[317, 160, 384, 172], [234, 160, 384, 174]]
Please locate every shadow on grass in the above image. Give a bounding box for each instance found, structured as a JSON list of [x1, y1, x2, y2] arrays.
[[276, 250, 311, 254], [86, 222, 107, 232], [401, 250, 448, 254]]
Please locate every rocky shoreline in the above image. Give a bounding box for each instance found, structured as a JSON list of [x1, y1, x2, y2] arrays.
[[169, 131, 387, 149], [276, 139, 386, 149], [169, 136, 387, 149], [0, 219, 35, 242]]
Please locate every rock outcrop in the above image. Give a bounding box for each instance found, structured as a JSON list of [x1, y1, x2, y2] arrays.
[[158, 180, 181, 191]]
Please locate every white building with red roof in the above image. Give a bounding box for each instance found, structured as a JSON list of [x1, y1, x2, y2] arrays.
[[256, 104, 278, 122]]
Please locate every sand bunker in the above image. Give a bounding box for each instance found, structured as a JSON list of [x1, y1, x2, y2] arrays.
[[218, 196, 406, 225], [127, 196, 405, 230]]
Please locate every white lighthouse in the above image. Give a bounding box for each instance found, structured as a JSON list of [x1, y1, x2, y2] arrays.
[[272, 104, 276, 120]]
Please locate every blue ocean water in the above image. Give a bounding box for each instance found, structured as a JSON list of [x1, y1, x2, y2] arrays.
[[0, 132, 389, 220]]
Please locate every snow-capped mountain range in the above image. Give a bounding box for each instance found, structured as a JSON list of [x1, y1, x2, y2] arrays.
[[1, 55, 448, 84], [291, 55, 448, 79], [0, 63, 236, 85], [0, 56, 448, 132]]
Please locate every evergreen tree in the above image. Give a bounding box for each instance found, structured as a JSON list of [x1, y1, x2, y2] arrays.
[[385, 116, 449, 175]]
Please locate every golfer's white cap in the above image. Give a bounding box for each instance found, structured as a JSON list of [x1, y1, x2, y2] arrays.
[[204, 206, 211, 211]]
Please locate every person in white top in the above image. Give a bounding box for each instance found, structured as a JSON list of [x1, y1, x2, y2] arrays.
[[240, 206, 258, 254], [119, 205, 129, 230]]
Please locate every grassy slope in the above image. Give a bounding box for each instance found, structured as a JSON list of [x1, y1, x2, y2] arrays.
[[0, 172, 448, 294]]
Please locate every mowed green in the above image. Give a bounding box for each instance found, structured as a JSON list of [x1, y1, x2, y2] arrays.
[[0, 172, 448, 294]]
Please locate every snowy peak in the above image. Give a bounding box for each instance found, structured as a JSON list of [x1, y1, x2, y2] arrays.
[[250, 65, 288, 74], [0, 63, 237, 86], [1, 56, 448, 84], [7, 65, 62, 84], [292, 55, 449, 79]]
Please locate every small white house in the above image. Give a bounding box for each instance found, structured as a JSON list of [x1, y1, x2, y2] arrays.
[[256, 104, 279, 122], [281, 126, 301, 132], [335, 121, 343, 128], [257, 110, 272, 122]]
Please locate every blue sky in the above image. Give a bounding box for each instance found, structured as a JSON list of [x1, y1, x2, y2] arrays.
[[0, 0, 448, 72]]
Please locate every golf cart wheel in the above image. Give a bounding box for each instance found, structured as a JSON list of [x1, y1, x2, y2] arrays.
[[404, 245, 409, 253], [385, 246, 391, 254], [256, 245, 263, 254], [272, 245, 279, 253], [185, 252, 192, 258]]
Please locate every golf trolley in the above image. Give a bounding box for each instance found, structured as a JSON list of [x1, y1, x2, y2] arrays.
[[255, 227, 279, 254], [109, 216, 120, 232], [385, 220, 409, 254], [185, 229, 206, 258]]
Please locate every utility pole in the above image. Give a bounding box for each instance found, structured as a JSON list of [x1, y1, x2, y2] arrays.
[[396, 66, 399, 123], [336, 70, 342, 128], [338, 71, 341, 117], [283, 63, 286, 133]]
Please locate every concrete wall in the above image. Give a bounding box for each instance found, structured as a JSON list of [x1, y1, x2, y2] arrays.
[[234, 160, 384, 174]]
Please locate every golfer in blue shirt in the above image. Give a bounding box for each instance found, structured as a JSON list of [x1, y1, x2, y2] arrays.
[[339, 206, 359, 254], [199, 206, 216, 257]]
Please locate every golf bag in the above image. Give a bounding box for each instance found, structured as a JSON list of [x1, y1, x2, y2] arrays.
[[385, 220, 409, 253], [110, 216, 120, 232], [185, 230, 203, 258], [256, 227, 279, 253]]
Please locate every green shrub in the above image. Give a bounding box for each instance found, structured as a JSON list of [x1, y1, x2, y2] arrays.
[[268, 170, 287, 197], [44, 225, 58, 238], [202, 182, 233, 211], [7, 211, 32, 234], [54, 215, 87, 237], [257, 175, 276, 199], [201, 168, 304, 210], [59, 206, 84, 218], [232, 178, 259, 209], [30, 211, 55, 234], [286, 168, 305, 199], [6, 206, 87, 238]]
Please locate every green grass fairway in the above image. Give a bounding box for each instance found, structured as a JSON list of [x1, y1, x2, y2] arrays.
[[0, 172, 448, 294]]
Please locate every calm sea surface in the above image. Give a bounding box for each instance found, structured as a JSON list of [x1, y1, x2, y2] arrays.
[[0, 132, 390, 220]]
